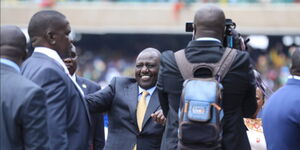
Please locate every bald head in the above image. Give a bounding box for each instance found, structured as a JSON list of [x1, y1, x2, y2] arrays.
[[137, 48, 161, 60], [291, 49, 300, 76], [0, 25, 27, 66], [193, 5, 225, 40]]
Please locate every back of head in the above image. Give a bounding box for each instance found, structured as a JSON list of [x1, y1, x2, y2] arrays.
[[291, 49, 300, 76], [0, 25, 27, 66], [28, 10, 66, 47], [193, 4, 225, 41]]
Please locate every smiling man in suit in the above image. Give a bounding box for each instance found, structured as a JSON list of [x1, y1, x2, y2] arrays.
[[21, 10, 91, 150], [64, 46, 105, 150], [86, 48, 166, 150]]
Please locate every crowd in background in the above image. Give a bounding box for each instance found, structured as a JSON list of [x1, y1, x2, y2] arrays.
[[4, 0, 300, 3], [75, 40, 299, 92]]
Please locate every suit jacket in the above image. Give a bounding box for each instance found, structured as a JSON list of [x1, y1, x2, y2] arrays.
[[262, 78, 300, 150], [86, 77, 164, 150], [0, 63, 49, 150], [76, 76, 105, 150], [157, 40, 257, 150], [21, 52, 91, 150]]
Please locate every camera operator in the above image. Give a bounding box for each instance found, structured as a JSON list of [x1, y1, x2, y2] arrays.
[[157, 4, 257, 150]]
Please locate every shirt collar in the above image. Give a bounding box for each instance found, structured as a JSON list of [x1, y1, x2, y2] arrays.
[[0, 58, 20, 73], [138, 86, 156, 96], [288, 75, 300, 80], [34, 47, 70, 75], [196, 37, 221, 43], [71, 74, 77, 82]]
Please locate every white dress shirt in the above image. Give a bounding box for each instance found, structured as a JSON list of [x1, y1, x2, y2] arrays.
[[34, 47, 84, 96], [196, 37, 221, 43], [288, 75, 300, 80]]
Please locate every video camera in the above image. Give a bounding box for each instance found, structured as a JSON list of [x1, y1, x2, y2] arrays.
[[185, 19, 249, 50]]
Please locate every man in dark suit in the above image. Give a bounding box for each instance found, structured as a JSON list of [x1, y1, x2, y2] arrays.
[[21, 10, 91, 150], [86, 48, 166, 150], [0, 25, 49, 150], [157, 5, 257, 150], [262, 49, 300, 150], [64, 46, 105, 150]]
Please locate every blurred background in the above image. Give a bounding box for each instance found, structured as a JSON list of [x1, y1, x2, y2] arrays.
[[1, 0, 300, 91]]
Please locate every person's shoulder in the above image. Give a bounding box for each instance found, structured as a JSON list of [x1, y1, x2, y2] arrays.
[[161, 50, 179, 66], [1, 72, 45, 111], [161, 50, 175, 60], [113, 76, 136, 85], [234, 49, 250, 62], [23, 53, 64, 73], [230, 49, 251, 69], [13, 73, 44, 93]]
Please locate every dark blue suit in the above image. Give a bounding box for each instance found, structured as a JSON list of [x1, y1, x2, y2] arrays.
[[86, 77, 164, 150], [21, 52, 91, 150], [262, 78, 300, 150], [76, 76, 105, 150], [0, 63, 49, 150]]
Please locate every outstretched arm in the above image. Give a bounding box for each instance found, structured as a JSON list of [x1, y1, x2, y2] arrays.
[[86, 77, 116, 113]]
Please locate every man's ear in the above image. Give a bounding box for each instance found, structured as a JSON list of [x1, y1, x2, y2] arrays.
[[46, 30, 56, 45], [192, 25, 196, 40]]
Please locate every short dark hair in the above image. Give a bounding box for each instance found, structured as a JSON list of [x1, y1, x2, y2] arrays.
[[28, 10, 66, 39], [0, 25, 27, 63], [291, 49, 300, 76]]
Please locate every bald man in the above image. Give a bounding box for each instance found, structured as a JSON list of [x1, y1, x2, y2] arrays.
[[0, 25, 49, 150], [157, 5, 257, 150], [21, 10, 91, 150], [86, 48, 166, 150]]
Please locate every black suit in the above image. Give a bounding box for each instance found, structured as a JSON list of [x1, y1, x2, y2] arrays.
[[76, 76, 105, 150], [86, 77, 164, 150], [21, 52, 91, 150], [0, 63, 49, 150], [157, 40, 257, 150]]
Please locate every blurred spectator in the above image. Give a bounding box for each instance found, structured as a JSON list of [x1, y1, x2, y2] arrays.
[[262, 49, 300, 150]]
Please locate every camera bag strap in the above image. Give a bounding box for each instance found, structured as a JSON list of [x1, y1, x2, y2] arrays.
[[174, 47, 237, 81]]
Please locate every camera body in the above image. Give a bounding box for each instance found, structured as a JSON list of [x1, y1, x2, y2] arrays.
[[185, 19, 247, 50], [224, 19, 236, 48]]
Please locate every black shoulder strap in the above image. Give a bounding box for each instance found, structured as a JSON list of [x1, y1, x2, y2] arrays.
[[174, 48, 237, 81]]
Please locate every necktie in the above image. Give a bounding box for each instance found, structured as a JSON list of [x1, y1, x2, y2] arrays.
[[134, 91, 149, 150], [136, 91, 149, 132]]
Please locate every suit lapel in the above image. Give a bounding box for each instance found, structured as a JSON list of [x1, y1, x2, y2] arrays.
[[142, 89, 160, 129], [30, 53, 93, 125], [126, 82, 139, 126], [76, 76, 88, 95], [74, 76, 92, 125]]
